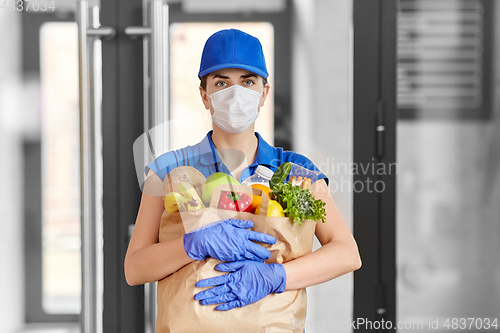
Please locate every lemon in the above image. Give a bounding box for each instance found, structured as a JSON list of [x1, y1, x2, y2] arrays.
[[255, 199, 285, 217]]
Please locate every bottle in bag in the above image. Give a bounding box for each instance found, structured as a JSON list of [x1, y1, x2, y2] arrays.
[[241, 165, 273, 187]]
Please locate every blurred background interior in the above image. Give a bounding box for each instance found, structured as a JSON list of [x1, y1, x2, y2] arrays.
[[0, 0, 499, 332]]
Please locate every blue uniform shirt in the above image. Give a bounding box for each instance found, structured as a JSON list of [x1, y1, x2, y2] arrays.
[[145, 131, 328, 185]]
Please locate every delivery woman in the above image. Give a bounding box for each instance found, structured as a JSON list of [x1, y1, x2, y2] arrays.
[[124, 28, 361, 316]]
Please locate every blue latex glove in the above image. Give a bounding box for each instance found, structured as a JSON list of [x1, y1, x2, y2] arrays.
[[183, 219, 277, 262], [194, 260, 287, 311]]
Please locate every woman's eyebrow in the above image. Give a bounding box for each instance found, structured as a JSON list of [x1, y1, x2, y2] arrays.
[[212, 74, 229, 79], [240, 73, 257, 79]]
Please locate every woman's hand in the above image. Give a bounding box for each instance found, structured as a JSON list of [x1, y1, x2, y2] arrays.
[[183, 219, 277, 262], [194, 260, 286, 311]]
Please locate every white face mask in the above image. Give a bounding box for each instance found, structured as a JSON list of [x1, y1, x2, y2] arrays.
[[208, 85, 263, 134]]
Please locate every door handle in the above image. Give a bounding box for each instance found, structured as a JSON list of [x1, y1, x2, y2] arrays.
[[87, 26, 115, 39], [77, 1, 115, 333], [125, 0, 169, 152]]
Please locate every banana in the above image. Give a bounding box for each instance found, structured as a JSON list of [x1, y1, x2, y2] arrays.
[[164, 191, 184, 213], [177, 182, 205, 212], [164, 182, 206, 213]]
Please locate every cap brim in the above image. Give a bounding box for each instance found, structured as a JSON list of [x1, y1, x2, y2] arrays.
[[198, 63, 268, 79]]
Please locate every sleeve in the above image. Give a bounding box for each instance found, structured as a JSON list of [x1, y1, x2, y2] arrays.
[[286, 152, 329, 186], [144, 151, 179, 182]]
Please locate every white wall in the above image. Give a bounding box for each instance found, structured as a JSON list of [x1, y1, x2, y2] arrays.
[[0, 11, 25, 333], [292, 0, 354, 332]]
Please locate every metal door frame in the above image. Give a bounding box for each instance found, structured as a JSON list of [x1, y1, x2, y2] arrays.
[[353, 0, 397, 330]]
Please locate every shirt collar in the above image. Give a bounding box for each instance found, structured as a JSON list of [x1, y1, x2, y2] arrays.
[[199, 131, 222, 165], [251, 132, 280, 168], [199, 131, 279, 168]]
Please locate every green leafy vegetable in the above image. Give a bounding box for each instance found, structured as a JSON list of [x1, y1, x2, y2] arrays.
[[271, 182, 326, 225]]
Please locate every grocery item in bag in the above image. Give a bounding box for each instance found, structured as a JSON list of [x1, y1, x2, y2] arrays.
[[155, 184, 316, 333], [241, 165, 273, 187]]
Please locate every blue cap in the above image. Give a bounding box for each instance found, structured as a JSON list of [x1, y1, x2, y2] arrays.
[[198, 29, 268, 78]]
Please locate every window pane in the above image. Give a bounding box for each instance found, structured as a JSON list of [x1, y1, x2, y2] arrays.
[[40, 22, 81, 314], [169, 22, 274, 149]]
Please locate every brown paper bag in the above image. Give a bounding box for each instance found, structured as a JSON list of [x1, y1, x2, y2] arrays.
[[156, 184, 316, 333]]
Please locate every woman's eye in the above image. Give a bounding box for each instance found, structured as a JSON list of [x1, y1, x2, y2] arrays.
[[216, 81, 227, 87], [243, 80, 254, 86]]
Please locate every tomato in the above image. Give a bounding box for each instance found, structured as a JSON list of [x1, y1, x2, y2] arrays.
[[218, 191, 253, 212], [255, 199, 285, 217]]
